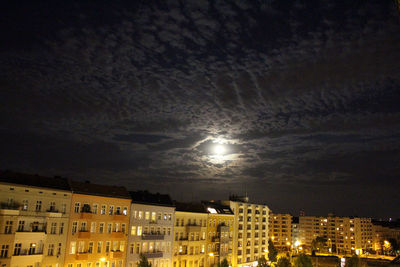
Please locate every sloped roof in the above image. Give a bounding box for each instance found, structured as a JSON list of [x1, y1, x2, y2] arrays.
[[130, 190, 174, 207], [0, 170, 70, 191], [174, 201, 207, 213], [202, 201, 233, 215], [70, 180, 130, 199]]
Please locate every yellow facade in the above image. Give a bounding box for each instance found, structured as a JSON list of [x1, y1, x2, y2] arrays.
[[205, 213, 233, 267], [0, 176, 71, 267], [64, 190, 130, 267], [172, 211, 208, 267], [268, 213, 292, 252]]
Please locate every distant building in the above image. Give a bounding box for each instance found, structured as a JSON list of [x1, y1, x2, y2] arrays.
[[291, 217, 300, 250], [0, 171, 72, 267], [221, 195, 270, 267], [268, 212, 292, 252], [298, 214, 373, 255], [64, 181, 131, 267], [126, 191, 175, 267], [372, 220, 400, 254]]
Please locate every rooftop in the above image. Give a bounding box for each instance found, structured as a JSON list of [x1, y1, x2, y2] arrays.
[[174, 202, 207, 213], [0, 170, 70, 191], [202, 201, 233, 215], [70, 180, 131, 199], [130, 190, 174, 207]]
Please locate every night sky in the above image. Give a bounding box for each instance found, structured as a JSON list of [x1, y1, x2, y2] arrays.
[[1, 0, 399, 218]]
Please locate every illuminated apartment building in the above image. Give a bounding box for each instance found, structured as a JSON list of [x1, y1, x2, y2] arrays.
[[291, 217, 300, 250], [221, 196, 270, 267], [172, 203, 208, 267], [126, 191, 174, 267], [298, 215, 373, 255], [201, 202, 234, 267], [268, 212, 292, 252], [64, 181, 131, 267], [0, 171, 72, 267], [372, 220, 400, 254]]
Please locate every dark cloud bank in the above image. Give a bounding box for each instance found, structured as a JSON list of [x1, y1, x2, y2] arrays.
[[1, 0, 399, 218]]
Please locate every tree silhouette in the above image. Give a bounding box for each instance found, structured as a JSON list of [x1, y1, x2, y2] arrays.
[[293, 254, 312, 267], [257, 256, 268, 267], [138, 254, 151, 267], [277, 256, 292, 267], [311, 236, 327, 253], [218, 258, 229, 267], [268, 239, 278, 262]]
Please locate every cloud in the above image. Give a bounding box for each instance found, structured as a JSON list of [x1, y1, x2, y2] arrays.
[[113, 133, 171, 144]]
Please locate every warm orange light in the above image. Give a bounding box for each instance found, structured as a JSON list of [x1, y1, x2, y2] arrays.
[[100, 258, 106, 262]]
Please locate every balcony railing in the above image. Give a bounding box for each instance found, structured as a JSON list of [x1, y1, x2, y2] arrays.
[[13, 249, 43, 256], [110, 251, 123, 259], [75, 253, 89, 260], [80, 212, 93, 219], [78, 231, 91, 238], [142, 233, 164, 240], [186, 224, 201, 232], [113, 213, 125, 220], [111, 231, 125, 238], [212, 237, 220, 242], [143, 251, 163, 258], [0, 202, 20, 210], [0, 203, 21, 215]]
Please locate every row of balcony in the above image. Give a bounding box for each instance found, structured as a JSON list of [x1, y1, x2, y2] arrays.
[[75, 251, 124, 260], [78, 212, 126, 220], [0, 208, 64, 217], [73, 231, 126, 238], [174, 252, 206, 256]]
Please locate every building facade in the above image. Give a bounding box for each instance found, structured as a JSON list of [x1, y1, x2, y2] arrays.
[[372, 220, 400, 254], [126, 191, 174, 267], [222, 196, 270, 267], [202, 202, 234, 267], [268, 212, 292, 252], [64, 181, 131, 267], [291, 217, 300, 252], [172, 203, 208, 267], [298, 215, 373, 255], [0, 172, 72, 267]]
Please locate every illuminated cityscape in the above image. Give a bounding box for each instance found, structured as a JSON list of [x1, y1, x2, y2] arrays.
[[1, 171, 399, 267], [1, 1, 399, 266]]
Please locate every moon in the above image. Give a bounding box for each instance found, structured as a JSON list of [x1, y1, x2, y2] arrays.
[[213, 144, 226, 155]]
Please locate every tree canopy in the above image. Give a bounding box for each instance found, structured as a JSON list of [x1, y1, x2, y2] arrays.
[[257, 256, 268, 267], [218, 258, 229, 267], [138, 254, 151, 267], [311, 236, 327, 252], [277, 256, 292, 267], [268, 239, 278, 262], [293, 254, 312, 267]]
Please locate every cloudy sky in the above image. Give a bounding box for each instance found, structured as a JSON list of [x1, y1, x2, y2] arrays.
[[1, 0, 399, 218]]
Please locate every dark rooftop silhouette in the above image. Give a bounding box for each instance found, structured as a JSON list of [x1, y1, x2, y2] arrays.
[[129, 190, 174, 207], [0, 170, 70, 191]]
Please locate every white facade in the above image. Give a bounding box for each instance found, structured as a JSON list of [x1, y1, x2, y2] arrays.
[[222, 199, 270, 267], [127, 203, 174, 267], [0, 181, 72, 267]]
